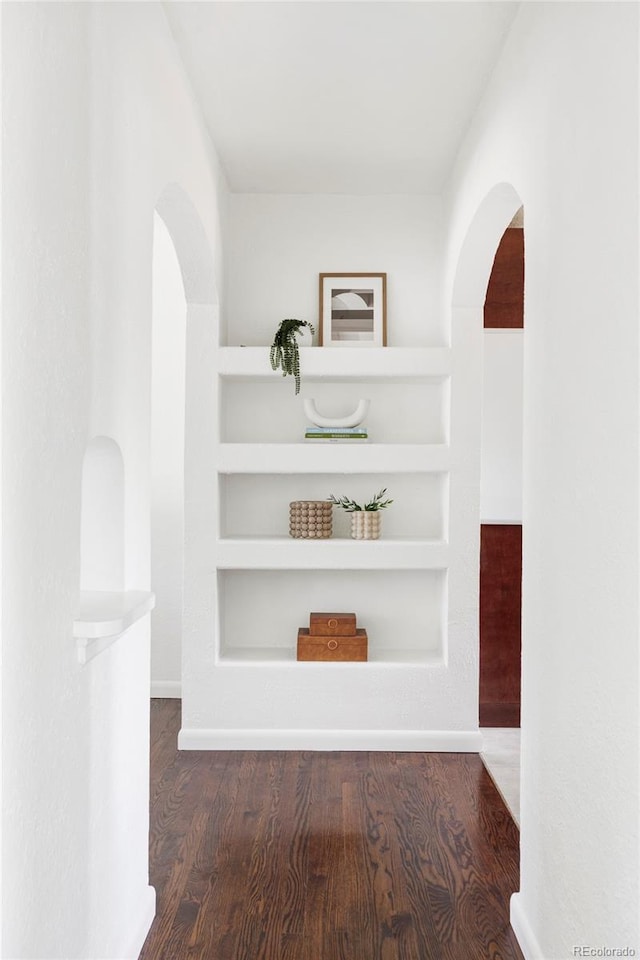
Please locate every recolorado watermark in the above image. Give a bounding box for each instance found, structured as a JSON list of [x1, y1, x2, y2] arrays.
[[573, 949, 636, 958]]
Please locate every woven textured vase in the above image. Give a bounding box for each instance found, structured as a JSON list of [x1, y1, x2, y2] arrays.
[[350, 511, 382, 540], [289, 501, 333, 539]]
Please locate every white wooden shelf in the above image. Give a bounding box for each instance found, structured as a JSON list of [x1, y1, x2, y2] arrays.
[[217, 443, 450, 474], [214, 536, 448, 570], [217, 647, 445, 666], [218, 346, 451, 381], [74, 590, 155, 664]]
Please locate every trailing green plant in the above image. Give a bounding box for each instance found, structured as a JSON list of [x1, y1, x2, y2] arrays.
[[327, 488, 393, 512], [269, 318, 315, 395]]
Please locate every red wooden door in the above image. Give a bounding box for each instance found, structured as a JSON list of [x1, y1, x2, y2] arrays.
[[479, 524, 522, 727]]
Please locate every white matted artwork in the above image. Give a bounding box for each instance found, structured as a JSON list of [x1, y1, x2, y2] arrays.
[[319, 273, 387, 347]]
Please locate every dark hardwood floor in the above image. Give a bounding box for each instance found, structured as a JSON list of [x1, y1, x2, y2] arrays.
[[140, 700, 523, 960]]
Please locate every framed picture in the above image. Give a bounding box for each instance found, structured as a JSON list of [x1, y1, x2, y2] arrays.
[[319, 273, 387, 347]]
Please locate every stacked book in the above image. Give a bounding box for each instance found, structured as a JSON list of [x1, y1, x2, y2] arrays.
[[304, 424, 369, 442]]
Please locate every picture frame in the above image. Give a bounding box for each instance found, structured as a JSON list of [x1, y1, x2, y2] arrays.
[[319, 273, 387, 347]]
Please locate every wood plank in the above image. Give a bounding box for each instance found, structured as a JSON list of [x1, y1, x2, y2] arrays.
[[139, 703, 523, 960]]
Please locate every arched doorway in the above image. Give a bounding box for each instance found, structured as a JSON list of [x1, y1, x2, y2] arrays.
[[151, 213, 187, 695], [151, 184, 218, 706], [479, 211, 524, 734], [451, 183, 525, 822]]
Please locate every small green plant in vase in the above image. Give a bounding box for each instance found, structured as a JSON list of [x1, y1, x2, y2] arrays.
[[327, 488, 393, 540], [269, 318, 315, 395]]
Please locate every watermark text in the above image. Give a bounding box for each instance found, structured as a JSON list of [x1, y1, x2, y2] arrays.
[[573, 948, 636, 958]]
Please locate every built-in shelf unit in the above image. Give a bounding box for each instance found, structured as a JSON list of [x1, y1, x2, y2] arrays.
[[213, 345, 450, 666]]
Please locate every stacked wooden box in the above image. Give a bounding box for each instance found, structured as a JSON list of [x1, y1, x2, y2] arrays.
[[297, 612, 368, 662]]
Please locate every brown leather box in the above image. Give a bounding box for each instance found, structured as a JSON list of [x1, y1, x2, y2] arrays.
[[309, 612, 357, 637], [297, 628, 368, 662]]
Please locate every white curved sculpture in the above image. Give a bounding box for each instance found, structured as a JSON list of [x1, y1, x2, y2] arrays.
[[303, 398, 370, 428]]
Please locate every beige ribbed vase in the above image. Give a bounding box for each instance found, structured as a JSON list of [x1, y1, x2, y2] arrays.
[[350, 511, 381, 540]]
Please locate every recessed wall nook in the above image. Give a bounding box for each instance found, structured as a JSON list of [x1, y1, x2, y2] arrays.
[[75, 436, 155, 664]]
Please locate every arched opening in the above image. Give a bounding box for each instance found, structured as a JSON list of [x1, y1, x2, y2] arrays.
[[150, 183, 218, 712], [150, 213, 187, 695], [451, 183, 525, 822], [478, 207, 524, 821], [76, 436, 155, 662]]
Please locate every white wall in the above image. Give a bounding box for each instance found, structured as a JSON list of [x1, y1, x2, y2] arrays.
[[151, 213, 187, 694], [1, 3, 227, 958], [2, 7, 94, 956], [443, 3, 638, 957], [0, 5, 4, 943], [480, 329, 523, 522], [226, 193, 443, 346]]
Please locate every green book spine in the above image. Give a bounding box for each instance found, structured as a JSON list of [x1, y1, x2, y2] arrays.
[[305, 433, 368, 439]]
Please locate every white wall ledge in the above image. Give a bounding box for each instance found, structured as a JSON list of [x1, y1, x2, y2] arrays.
[[218, 346, 451, 380], [217, 442, 450, 473], [74, 590, 156, 664], [215, 536, 449, 570]]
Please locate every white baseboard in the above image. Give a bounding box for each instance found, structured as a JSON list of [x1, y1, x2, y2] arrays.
[[122, 884, 156, 960], [510, 893, 543, 959], [178, 727, 483, 752], [151, 680, 181, 699]]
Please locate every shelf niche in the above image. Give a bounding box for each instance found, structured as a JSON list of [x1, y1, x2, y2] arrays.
[[219, 472, 448, 540], [217, 568, 447, 665], [220, 377, 448, 445], [80, 437, 125, 593]]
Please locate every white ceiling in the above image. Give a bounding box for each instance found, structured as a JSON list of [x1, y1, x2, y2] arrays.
[[164, 1, 520, 194]]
